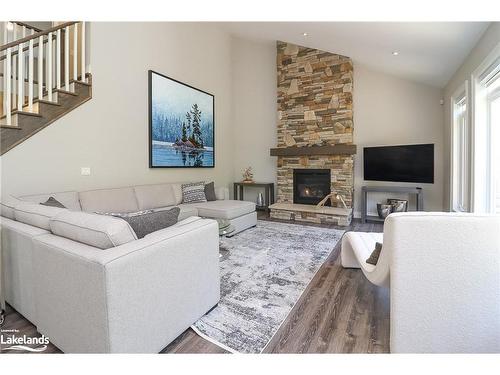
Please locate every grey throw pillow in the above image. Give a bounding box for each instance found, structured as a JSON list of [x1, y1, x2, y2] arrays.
[[40, 196, 66, 208], [100, 207, 180, 239], [204, 182, 217, 201], [366, 242, 383, 265], [182, 182, 207, 203]]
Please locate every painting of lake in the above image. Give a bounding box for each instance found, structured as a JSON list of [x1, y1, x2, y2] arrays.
[[149, 70, 214, 168]]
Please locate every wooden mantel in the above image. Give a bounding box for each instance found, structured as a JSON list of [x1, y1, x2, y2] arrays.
[[270, 144, 357, 157]]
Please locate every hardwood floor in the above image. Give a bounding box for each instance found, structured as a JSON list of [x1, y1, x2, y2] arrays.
[[2, 215, 388, 354]]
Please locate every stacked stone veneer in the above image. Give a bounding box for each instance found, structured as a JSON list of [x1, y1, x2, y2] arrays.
[[272, 41, 355, 225]]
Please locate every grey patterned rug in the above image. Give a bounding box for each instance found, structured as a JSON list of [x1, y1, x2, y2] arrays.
[[191, 220, 344, 353]]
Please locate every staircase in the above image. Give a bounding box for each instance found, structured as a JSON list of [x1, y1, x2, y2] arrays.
[[0, 21, 91, 155]]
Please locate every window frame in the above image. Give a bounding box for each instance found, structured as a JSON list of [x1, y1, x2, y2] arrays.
[[471, 42, 500, 213], [450, 81, 470, 212]]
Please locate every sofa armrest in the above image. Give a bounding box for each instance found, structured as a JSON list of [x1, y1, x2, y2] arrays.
[[215, 186, 229, 200], [386, 212, 500, 353], [32, 218, 220, 353]]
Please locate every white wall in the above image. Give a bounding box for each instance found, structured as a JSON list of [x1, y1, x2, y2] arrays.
[[230, 37, 445, 215], [1, 22, 234, 196], [231, 38, 277, 203], [443, 23, 500, 210], [353, 64, 444, 216]]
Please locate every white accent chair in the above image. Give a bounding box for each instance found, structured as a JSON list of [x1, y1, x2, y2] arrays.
[[341, 212, 500, 353]]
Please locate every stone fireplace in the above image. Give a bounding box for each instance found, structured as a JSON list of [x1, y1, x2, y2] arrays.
[[269, 41, 356, 226]]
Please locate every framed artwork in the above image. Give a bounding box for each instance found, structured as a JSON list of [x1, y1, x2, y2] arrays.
[[149, 70, 215, 168]]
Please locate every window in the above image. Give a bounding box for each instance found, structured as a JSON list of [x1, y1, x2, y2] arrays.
[[451, 84, 469, 212], [472, 46, 500, 213]]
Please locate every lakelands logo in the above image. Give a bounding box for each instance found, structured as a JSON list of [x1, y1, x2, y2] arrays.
[[1, 330, 49, 352]]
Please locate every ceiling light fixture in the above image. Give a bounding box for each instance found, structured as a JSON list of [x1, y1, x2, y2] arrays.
[[303, 32, 308, 37], [392, 51, 399, 56]]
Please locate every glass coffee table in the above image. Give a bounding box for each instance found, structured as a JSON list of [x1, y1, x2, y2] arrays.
[[216, 218, 235, 237], [213, 219, 234, 258]]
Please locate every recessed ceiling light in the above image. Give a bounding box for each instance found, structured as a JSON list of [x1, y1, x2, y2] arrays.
[[392, 51, 399, 56], [303, 32, 308, 37]]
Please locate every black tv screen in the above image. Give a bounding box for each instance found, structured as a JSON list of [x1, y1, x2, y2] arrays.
[[363, 144, 434, 183]]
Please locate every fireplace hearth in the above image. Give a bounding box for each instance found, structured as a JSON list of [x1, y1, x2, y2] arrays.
[[293, 169, 331, 206]]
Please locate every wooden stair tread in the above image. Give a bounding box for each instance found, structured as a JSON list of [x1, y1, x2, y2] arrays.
[[0, 110, 43, 120], [55, 89, 79, 96], [1, 125, 22, 130], [37, 99, 62, 106], [73, 80, 92, 87], [15, 110, 43, 118]]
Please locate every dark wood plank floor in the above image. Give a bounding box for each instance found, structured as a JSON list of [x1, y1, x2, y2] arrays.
[[2, 214, 388, 354]]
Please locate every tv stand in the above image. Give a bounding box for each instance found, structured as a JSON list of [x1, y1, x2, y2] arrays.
[[361, 185, 423, 223]]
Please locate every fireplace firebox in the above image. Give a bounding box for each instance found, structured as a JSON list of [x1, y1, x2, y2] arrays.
[[293, 169, 331, 206]]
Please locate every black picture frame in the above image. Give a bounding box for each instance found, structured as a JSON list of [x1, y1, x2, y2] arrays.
[[148, 70, 215, 168]]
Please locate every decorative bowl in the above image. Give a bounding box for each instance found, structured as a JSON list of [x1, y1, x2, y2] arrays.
[[376, 203, 393, 219]]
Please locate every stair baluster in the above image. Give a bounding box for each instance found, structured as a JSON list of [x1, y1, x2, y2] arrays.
[[17, 35, 23, 112], [73, 24, 78, 82], [81, 22, 85, 82], [5, 48, 11, 125], [64, 26, 69, 91], [28, 38, 34, 111], [12, 23, 17, 109], [47, 31, 53, 101], [56, 29, 61, 90], [38, 35, 43, 101]]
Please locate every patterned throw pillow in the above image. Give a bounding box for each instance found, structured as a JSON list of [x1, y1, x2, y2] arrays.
[[40, 196, 66, 208], [182, 182, 207, 204], [97, 208, 180, 239]]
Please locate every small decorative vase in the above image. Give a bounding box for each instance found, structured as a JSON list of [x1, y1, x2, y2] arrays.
[[377, 203, 393, 219], [256, 193, 264, 207]]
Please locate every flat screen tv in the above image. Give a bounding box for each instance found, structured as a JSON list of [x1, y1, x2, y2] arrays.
[[363, 144, 434, 183]]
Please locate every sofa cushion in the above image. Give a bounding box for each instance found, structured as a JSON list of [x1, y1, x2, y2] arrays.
[[0, 195, 24, 219], [19, 191, 81, 211], [14, 203, 67, 230], [133, 184, 177, 210], [50, 211, 137, 249], [192, 200, 256, 220], [79, 187, 139, 213]]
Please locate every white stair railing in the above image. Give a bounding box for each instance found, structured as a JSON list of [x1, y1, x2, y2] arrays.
[[1, 21, 87, 126]]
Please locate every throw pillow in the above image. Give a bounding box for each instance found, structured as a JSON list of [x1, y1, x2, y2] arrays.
[[182, 182, 207, 204], [40, 196, 66, 208], [366, 242, 383, 265], [204, 182, 217, 201], [99, 207, 180, 239]]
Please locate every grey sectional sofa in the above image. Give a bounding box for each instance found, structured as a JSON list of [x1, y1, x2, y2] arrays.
[[0, 182, 256, 353]]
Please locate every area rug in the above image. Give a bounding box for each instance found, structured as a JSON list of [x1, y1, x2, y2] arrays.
[[191, 220, 345, 353]]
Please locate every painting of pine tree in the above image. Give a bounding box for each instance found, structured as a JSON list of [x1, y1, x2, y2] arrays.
[[149, 70, 214, 167]]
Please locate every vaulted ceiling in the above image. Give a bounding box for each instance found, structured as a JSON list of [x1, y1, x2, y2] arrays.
[[220, 22, 490, 87]]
